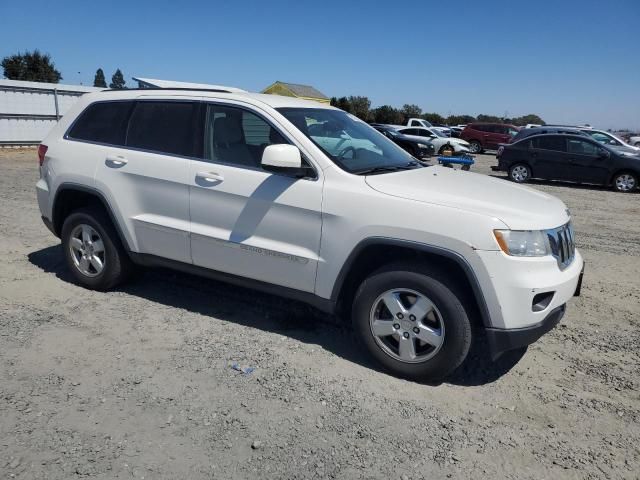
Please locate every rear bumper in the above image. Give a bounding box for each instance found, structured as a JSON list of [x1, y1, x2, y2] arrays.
[[485, 304, 565, 358]]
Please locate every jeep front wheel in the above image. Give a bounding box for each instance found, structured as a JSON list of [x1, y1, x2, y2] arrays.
[[352, 264, 472, 382]]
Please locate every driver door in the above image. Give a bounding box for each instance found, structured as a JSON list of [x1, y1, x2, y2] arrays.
[[188, 102, 323, 293]]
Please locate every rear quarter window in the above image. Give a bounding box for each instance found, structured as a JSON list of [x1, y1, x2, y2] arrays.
[[67, 101, 134, 145]]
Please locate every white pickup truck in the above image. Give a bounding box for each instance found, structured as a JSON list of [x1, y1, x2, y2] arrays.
[[407, 118, 451, 136], [36, 87, 584, 381]]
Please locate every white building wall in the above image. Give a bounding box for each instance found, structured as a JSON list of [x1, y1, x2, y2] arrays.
[[0, 79, 101, 144]]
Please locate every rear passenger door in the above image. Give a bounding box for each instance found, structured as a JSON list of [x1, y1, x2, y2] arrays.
[[188, 102, 323, 293], [93, 100, 201, 264], [530, 136, 568, 180]]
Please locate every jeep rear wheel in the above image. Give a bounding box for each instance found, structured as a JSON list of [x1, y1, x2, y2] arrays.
[[352, 263, 472, 382], [61, 207, 133, 290]]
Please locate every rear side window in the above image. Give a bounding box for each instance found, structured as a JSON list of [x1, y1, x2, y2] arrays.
[[533, 136, 567, 152], [67, 101, 133, 145], [126, 101, 200, 157]]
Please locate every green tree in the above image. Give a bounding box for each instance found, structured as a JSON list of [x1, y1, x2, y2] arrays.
[[109, 69, 126, 89], [510, 114, 545, 126], [422, 112, 445, 125], [446, 114, 476, 125], [477, 114, 503, 123], [330, 97, 339, 107], [1, 50, 62, 83], [93, 68, 107, 88], [348, 96, 372, 121], [401, 104, 422, 121], [372, 105, 403, 124], [335, 96, 352, 113]]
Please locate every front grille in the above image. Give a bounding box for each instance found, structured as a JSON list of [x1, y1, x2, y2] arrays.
[[546, 222, 575, 270]]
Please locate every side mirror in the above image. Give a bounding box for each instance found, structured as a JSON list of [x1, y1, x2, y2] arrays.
[[261, 144, 307, 176], [598, 148, 610, 159]]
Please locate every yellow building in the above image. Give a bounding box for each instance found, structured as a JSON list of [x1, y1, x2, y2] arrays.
[[261, 81, 330, 104]]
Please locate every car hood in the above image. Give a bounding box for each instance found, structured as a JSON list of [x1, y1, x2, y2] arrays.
[[365, 166, 569, 230], [611, 145, 640, 155]]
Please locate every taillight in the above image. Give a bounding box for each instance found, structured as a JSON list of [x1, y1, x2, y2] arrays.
[[38, 144, 48, 166]]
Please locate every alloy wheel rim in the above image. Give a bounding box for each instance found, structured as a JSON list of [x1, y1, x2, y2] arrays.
[[69, 224, 105, 277], [512, 165, 528, 182], [369, 288, 445, 364], [470, 142, 480, 153], [616, 174, 635, 191]]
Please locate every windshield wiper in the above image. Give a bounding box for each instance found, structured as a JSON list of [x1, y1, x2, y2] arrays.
[[354, 161, 422, 175]]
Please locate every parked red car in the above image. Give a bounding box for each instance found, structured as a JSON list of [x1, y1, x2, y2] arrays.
[[461, 123, 520, 153]]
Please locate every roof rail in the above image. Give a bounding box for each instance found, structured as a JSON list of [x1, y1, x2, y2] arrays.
[[131, 77, 248, 93], [103, 87, 244, 94]]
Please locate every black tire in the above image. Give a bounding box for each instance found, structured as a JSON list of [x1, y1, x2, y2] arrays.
[[508, 163, 531, 183], [468, 140, 483, 154], [352, 263, 472, 382], [612, 171, 638, 193], [61, 207, 133, 290]]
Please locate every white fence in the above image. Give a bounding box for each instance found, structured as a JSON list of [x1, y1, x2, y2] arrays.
[[0, 79, 101, 145]]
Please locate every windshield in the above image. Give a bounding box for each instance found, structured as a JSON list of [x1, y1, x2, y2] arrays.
[[278, 108, 418, 173]]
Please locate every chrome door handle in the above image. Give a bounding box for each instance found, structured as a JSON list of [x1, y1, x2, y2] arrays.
[[105, 155, 128, 168], [196, 171, 224, 183]]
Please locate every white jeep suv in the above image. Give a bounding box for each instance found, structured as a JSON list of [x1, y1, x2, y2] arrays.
[[36, 87, 584, 381]]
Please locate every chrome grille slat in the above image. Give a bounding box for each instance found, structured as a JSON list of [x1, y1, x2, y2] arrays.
[[546, 222, 575, 270]]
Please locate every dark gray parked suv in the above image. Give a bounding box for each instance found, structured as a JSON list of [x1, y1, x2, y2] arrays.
[[496, 133, 640, 192]]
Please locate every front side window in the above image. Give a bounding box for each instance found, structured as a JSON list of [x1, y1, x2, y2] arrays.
[[277, 108, 417, 174], [204, 104, 287, 168], [567, 139, 599, 156], [126, 101, 199, 157], [588, 131, 621, 146], [67, 101, 134, 145], [533, 136, 567, 152]]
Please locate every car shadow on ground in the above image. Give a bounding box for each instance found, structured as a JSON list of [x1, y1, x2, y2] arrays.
[[28, 245, 524, 387]]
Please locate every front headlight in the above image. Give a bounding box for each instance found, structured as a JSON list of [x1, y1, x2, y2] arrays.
[[494, 230, 549, 257], [417, 143, 431, 149]]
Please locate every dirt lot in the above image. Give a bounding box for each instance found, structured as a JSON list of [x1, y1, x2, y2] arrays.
[[1, 148, 639, 479]]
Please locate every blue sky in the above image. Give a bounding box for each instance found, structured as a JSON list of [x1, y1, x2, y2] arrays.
[[1, 0, 638, 130]]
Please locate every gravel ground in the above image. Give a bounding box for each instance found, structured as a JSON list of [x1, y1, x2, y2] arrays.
[[1, 148, 639, 479]]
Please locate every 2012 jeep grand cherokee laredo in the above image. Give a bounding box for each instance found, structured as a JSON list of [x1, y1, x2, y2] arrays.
[[36, 87, 584, 381]]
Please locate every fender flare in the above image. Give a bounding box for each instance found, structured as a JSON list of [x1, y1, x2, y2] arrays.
[[52, 183, 133, 251], [329, 237, 493, 328]]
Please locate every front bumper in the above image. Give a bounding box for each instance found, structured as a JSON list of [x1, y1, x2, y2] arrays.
[[416, 146, 435, 158], [485, 304, 565, 358], [476, 249, 584, 330]]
